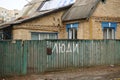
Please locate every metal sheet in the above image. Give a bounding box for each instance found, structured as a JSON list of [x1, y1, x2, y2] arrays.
[[46, 40, 120, 70], [25, 40, 47, 73], [0, 40, 26, 77], [1, 40, 120, 76]]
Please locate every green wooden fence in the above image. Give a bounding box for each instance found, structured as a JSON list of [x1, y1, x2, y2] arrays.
[[1, 40, 120, 77], [24, 40, 46, 74], [46, 40, 120, 71], [0, 40, 26, 77]]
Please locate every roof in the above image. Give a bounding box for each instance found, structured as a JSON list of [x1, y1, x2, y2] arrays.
[[0, 0, 101, 29], [0, 22, 13, 29], [20, 0, 43, 17], [17, 4, 72, 24], [0, 4, 72, 29], [62, 0, 100, 22]]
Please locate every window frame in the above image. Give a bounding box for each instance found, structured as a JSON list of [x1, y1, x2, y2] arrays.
[[0, 31, 3, 40], [31, 32, 58, 40], [103, 28, 115, 40], [102, 22, 117, 40], [68, 28, 77, 39], [66, 23, 79, 39]]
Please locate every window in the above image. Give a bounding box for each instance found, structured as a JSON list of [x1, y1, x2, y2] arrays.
[[0, 31, 3, 40], [66, 23, 79, 39], [68, 28, 77, 39], [102, 22, 117, 40], [103, 28, 115, 39], [39, 0, 76, 11], [31, 32, 58, 40]]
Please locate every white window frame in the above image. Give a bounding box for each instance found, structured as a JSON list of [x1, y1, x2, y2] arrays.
[[68, 28, 77, 39], [31, 32, 58, 40], [103, 28, 115, 39]]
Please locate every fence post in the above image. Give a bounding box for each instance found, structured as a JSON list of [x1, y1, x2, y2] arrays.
[[22, 40, 27, 75]]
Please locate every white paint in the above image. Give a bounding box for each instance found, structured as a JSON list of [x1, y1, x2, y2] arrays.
[[66, 43, 72, 53], [52, 42, 79, 54], [71, 24, 73, 28], [59, 43, 66, 53], [52, 43, 59, 54], [73, 43, 79, 53], [109, 22, 111, 27]]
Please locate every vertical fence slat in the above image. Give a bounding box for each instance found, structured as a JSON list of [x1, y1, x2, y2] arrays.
[[46, 39, 120, 71], [0, 40, 26, 77], [1, 40, 120, 77], [26, 40, 46, 74]]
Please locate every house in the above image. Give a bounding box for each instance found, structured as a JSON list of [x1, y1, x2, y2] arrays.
[[0, 0, 120, 40], [62, 0, 120, 40]]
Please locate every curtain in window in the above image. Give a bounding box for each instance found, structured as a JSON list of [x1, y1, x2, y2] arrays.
[[103, 28, 115, 39], [31, 32, 58, 40], [31, 33, 39, 40], [102, 22, 117, 39]]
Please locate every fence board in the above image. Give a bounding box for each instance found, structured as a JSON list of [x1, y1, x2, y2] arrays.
[[0, 40, 26, 77], [24, 40, 47, 73], [1, 40, 120, 76], [46, 40, 120, 70]]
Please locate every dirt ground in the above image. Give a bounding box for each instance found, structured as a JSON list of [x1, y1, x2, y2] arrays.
[[1, 66, 120, 80]]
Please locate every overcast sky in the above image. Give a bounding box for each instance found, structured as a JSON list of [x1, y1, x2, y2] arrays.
[[0, 0, 31, 10]]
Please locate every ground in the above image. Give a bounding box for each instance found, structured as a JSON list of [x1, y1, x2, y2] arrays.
[[1, 66, 120, 80]]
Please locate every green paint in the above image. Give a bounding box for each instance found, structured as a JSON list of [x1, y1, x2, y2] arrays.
[[1, 40, 120, 77]]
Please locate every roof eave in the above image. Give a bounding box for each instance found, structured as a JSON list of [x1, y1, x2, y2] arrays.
[[0, 4, 72, 29], [62, 18, 87, 23]]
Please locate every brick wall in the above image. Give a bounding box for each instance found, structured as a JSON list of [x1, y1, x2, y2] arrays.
[[93, 0, 120, 17], [64, 0, 120, 40], [116, 23, 120, 39], [76, 18, 120, 40], [12, 0, 120, 40], [12, 10, 66, 40]]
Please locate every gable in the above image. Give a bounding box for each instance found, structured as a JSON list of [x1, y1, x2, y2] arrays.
[[92, 0, 120, 17]]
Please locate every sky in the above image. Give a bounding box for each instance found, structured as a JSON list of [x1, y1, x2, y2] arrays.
[[0, 0, 31, 10]]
